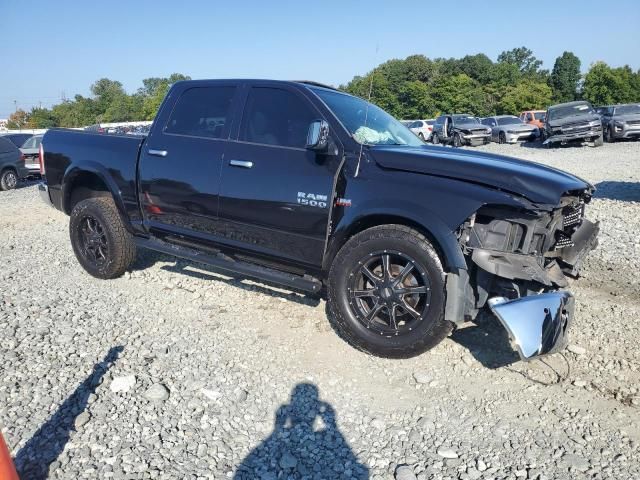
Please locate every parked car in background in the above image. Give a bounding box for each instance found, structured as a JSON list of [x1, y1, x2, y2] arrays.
[[481, 115, 539, 144], [0, 135, 40, 190], [408, 119, 435, 141], [519, 110, 546, 130], [0, 133, 32, 148], [598, 104, 640, 142], [431, 114, 491, 147], [543, 101, 603, 148], [19, 134, 44, 176]]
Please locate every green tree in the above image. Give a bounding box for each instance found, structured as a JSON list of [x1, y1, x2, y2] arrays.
[[398, 81, 434, 119], [582, 62, 638, 105], [498, 47, 547, 79], [430, 74, 488, 116], [6, 109, 29, 129], [550, 52, 581, 102], [498, 80, 552, 114], [28, 107, 58, 128]]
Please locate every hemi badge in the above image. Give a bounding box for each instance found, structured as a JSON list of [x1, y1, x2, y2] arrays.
[[336, 198, 352, 207]]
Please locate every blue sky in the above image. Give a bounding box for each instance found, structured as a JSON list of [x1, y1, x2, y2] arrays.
[[1, 0, 639, 118]]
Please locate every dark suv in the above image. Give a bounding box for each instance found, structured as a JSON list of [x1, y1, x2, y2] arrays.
[[431, 114, 491, 147], [598, 104, 640, 142], [543, 101, 603, 147]]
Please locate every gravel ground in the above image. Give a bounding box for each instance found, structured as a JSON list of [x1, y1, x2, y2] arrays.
[[1, 141, 639, 480]]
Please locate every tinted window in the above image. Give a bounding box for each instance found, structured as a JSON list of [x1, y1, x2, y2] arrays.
[[435, 116, 444, 125], [481, 118, 494, 126], [5, 134, 31, 147], [241, 87, 316, 148], [0, 137, 18, 154], [165, 86, 236, 139]]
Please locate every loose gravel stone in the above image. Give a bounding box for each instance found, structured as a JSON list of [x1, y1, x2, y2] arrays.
[[110, 375, 136, 393], [143, 383, 170, 401], [395, 465, 417, 480], [437, 448, 458, 459], [567, 344, 587, 355]]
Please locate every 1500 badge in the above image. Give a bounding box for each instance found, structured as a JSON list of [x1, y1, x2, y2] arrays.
[[297, 192, 328, 208]]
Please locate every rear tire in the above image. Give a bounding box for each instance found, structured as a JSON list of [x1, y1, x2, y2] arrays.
[[0, 169, 18, 191], [69, 197, 136, 279], [327, 225, 452, 359], [418, 133, 425, 141]]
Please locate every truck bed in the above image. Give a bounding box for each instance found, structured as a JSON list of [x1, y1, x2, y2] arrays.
[[43, 129, 146, 219]]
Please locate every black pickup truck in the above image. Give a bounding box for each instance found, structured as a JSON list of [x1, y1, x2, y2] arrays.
[[39, 79, 599, 360]]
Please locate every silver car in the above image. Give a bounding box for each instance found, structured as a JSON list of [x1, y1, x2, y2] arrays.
[[19, 134, 43, 176], [481, 115, 539, 144]]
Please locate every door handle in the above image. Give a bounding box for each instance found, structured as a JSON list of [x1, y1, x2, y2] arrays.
[[148, 149, 168, 157], [229, 159, 253, 169]]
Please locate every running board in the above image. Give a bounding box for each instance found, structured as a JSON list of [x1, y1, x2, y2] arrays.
[[135, 237, 323, 293]]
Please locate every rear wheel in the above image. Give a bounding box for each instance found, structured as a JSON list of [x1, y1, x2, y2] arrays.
[[69, 197, 136, 279], [0, 169, 18, 191], [418, 132, 425, 141], [327, 225, 451, 358]]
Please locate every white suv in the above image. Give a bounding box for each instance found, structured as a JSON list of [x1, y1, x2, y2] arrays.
[[408, 119, 435, 141]]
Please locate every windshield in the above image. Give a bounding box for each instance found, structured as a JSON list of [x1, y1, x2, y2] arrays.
[[311, 88, 423, 146], [452, 115, 479, 125], [548, 103, 594, 121], [534, 112, 546, 120], [497, 116, 522, 126], [616, 104, 640, 115]]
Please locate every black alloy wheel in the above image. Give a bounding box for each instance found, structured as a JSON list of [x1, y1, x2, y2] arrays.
[[347, 250, 431, 336], [78, 215, 109, 266], [453, 133, 462, 147]]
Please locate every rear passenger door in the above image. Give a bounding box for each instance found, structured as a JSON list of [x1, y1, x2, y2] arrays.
[[139, 84, 240, 239], [218, 85, 340, 266]]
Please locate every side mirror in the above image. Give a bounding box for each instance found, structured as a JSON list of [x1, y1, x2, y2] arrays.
[[306, 120, 329, 151]]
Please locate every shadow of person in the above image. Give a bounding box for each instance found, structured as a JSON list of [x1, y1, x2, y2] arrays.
[[234, 383, 369, 479], [14, 345, 124, 480]]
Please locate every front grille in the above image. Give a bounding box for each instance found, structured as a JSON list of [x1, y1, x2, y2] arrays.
[[471, 128, 487, 134], [627, 120, 640, 126], [563, 204, 584, 228], [555, 231, 574, 249]]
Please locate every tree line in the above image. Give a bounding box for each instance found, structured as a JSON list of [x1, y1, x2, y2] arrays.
[[342, 47, 640, 119], [6, 73, 191, 129], [6, 46, 640, 129]]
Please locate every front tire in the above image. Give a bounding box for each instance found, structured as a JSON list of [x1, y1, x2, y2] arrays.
[[594, 133, 604, 147], [453, 133, 462, 148], [604, 126, 615, 143], [69, 197, 136, 279], [0, 169, 18, 191], [327, 225, 451, 359], [499, 132, 506, 144]]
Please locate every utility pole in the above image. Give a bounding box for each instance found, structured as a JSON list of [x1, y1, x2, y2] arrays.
[[13, 100, 17, 112]]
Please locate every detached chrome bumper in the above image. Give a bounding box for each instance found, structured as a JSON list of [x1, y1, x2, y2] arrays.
[[488, 292, 573, 361], [38, 182, 53, 207]]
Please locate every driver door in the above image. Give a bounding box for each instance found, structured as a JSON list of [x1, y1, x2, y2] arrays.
[[218, 85, 341, 266]]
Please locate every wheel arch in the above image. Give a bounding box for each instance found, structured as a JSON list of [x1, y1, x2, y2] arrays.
[[323, 212, 467, 274], [62, 163, 134, 233]]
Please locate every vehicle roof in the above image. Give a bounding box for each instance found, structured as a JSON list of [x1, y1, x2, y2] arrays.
[[548, 100, 591, 109]]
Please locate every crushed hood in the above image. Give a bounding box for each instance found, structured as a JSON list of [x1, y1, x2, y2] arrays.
[[547, 113, 600, 128], [370, 145, 592, 205]]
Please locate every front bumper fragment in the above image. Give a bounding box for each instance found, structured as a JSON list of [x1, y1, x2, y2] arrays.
[[488, 291, 574, 361], [543, 127, 601, 144]]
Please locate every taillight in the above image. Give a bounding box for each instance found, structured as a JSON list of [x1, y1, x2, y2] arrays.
[[39, 143, 45, 175]]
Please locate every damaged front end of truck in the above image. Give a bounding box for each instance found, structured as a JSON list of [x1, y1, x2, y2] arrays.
[[449, 190, 599, 361]]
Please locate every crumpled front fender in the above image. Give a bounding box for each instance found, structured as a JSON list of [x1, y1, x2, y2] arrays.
[[488, 291, 573, 361]]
